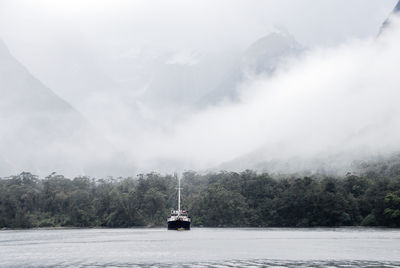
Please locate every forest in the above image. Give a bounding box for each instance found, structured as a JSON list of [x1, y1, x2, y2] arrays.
[[1, 158, 400, 228]]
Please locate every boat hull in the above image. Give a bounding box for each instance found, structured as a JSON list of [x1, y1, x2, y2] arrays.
[[167, 220, 191, 230]]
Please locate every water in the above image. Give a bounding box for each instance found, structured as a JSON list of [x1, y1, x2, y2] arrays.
[[1, 228, 400, 267]]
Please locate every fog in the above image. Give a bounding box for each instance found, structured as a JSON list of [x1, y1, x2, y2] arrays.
[[143, 20, 400, 172], [0, 0, 399, 176]]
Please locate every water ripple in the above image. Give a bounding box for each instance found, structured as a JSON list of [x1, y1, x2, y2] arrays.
[[5, 260, 400, 268]]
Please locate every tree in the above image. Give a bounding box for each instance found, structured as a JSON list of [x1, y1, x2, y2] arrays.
[[384, 191, 400, 226]]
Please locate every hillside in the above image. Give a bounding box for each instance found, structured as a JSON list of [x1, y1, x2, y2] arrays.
[[0, 39, 128, 176]]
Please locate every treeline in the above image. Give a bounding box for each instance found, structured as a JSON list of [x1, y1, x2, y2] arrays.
[[1, 164, 400, 228]]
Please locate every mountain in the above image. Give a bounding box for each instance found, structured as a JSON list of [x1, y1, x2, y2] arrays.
[[198, 31, 304, 106], [107, 32, 303, 121], [0, 39, 129, 177], [141, 51, 229, 107], [395, 0, 400, 12], [380, 0, 400, 33], [118, 48, 234, 117], [239, 32, 303, 76]]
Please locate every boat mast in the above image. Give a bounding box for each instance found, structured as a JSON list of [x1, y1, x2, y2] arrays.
[[178, 173, 181, 212]]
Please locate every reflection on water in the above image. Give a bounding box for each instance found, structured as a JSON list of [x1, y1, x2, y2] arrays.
[[1, 228, 400, 267]]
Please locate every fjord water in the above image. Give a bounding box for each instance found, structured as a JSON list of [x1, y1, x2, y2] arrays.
[[1, 228, 400, 267]]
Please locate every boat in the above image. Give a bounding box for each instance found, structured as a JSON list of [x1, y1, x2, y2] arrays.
[[167, 174, 191, 230]]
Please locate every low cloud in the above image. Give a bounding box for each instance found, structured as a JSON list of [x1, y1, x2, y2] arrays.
[[129, 17, 400, 174], [1, 1, 399, 177]]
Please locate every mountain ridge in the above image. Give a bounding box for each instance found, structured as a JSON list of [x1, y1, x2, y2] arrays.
[[197, 31, 303, 106], [0, 38, 130, 177], [379, 0, 400, 33]]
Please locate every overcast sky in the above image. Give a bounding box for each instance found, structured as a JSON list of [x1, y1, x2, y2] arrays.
[[1, 0, 400, 176], [0, 0, 397, 100]]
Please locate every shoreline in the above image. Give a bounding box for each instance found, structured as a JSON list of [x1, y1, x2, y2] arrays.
[[1, 225, 398, 231]]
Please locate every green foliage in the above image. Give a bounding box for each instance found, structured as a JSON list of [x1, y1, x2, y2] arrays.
[[384, 191, 400, 226], [361, 213, 377, 226], [1, 165, 400, 228]]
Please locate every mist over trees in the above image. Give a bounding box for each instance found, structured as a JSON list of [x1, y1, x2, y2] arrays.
[[1, 157, 400, 228]]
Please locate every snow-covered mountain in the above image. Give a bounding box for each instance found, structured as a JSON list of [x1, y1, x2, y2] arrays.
[[0, 39, 129, 177]]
